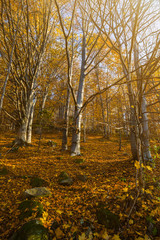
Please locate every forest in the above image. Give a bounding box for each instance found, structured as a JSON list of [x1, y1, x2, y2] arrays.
[[0, 0, 160, 239]]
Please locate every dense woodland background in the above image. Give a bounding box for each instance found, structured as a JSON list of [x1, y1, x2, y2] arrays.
[[0, 0, 160, 239]]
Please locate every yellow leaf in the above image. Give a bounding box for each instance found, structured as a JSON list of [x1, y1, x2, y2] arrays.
[[144, 234, 151, 240], [56, 209, 63, 214], [129, 219, 133, 225], [146, 166, 152, 171], [63, 224, 70, 229], [123, 187, 128, 192], [145, 189, 152, 195], [134, 161, 140, 169], [112, 234, 121, 240], [101, 230, 109, 239], [55, 227, 64, 238], [45, 201, 50, 206], [131, 105, 134, 108], [78, 232, 86, 240], [71, 226, 78, 233]]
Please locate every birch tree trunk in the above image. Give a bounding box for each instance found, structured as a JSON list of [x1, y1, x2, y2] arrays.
[[71, 34, 86, 156], [27, 98, 37, 143]]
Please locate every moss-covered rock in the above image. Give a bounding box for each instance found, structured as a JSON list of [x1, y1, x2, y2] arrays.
[[18, 200, 43, 220], [58, 171, 73, 186], [9, 220, 49, 240], [0, 166, 9, 175], [30, 177, 48, 188], [47, 140, 57, 147], [96, 203, 120, 231], [74, 158, 85, 164]]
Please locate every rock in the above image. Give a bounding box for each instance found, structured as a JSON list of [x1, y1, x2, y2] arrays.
[[0, 166, 9, 175], [96, 203, 120, 231], [74, 158, 85, 164], [58, 171, 73, 186], [18, 200, 43, 220], [47, 140, 57, 147], [24, 187, 51, 197], [77, 174, 87, 182], [9, 219, 49, 240], [80, 165, 87, 169], [30, 177, 49, 188]]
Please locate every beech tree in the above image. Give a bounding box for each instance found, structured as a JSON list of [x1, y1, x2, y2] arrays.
[[88, 0, 160, 164], [0, 0, 54, 143]]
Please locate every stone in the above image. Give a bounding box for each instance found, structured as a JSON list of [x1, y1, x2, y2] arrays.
[[47, 140, 57, 147], [77, 174, 87, 182], [0, 166, 9, 175], [24, 187, 51, 198], [30, 177, 48, 188], [58, 171, 73, 186], [9, 219, 49, 240], [96, 203, 120, 231], [18, 200, 43, 220], [74, 158, 85, 164]]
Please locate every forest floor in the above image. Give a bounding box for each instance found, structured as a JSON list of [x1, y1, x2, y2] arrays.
[[0, 131, 160, 240]]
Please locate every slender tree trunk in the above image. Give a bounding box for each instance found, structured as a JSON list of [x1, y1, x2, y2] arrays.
[[134, 43, 152, 161], [141, 96, 152, 161], [27, 98, 36, 143], [96, 68, 107, 137], [83, 110, 87, 142], [62, 87, 70, 150], [71, 33, 86, 156]]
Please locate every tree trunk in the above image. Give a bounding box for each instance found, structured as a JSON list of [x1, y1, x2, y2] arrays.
[[27, 98, 36, 143], [18, 118, 28, 142], [62, 87, 70, 150], [141, 96, 152, 161], [96, 68, 107, 137], [71, 33, 86, 156]]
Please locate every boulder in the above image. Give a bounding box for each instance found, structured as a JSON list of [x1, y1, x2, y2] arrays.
[[74, 158, 85, 164], [77, 174, 87, 182], [58, 171, 73, 186], [30, 177, 49, 188], [96, 203, 120, 231], [24, 187, 51, 198], [47, 140, 57, 147], [18, 200, 43, 220], [0, 166, 9, 175], [9, 219, 49, 240]]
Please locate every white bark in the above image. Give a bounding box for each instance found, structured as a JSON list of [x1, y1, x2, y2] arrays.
[[71, 33, 86, 156], [27, 98, 37, 143]]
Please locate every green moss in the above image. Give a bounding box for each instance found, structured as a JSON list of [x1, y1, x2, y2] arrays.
[[96, 203, 120, 230], [0, 167, 9, 175], [74, 158, 84, 164], [18, 200, 43, 220], [58, 171, 69, 181], [10, 220, 49, 240]]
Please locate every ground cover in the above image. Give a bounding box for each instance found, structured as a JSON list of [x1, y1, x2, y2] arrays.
[[0, 132, 160, 239]]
